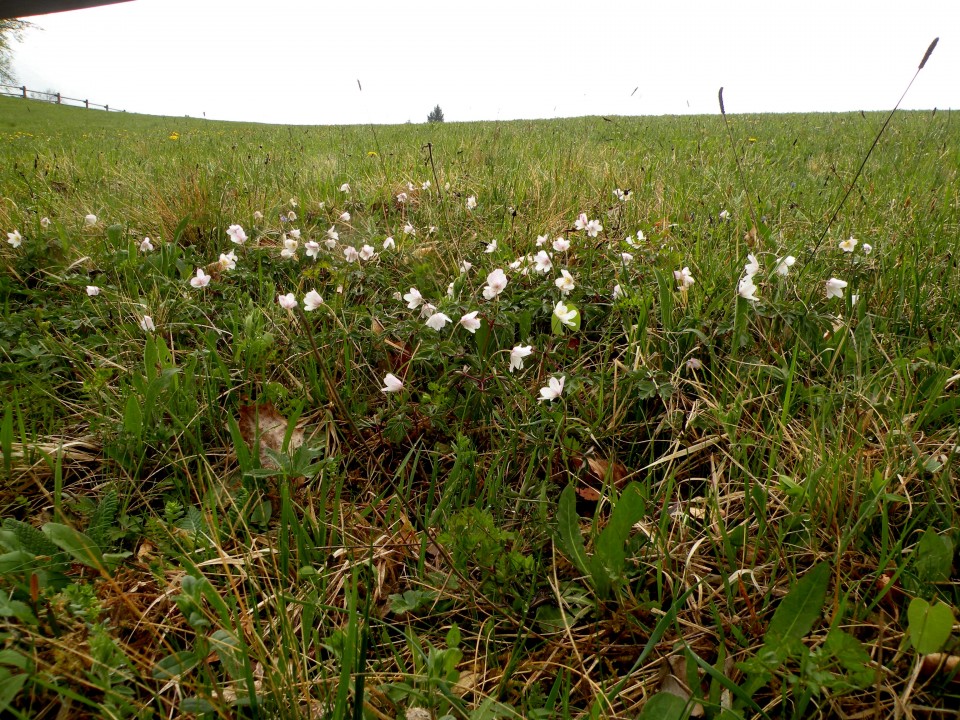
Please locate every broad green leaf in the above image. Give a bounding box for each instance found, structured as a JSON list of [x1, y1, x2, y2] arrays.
[[0, 670, 28, 713], [209, 629, 245, 682], [636, 691, 690, 720], [123, 394, 142, 438], [388, 589, 438, 615], [907, 597, 955, 655], [914, 529, 953, 584], [764, 562, 830, 649], [824, 628, 874, 687], [152, 650, 199, 680], [106, 223, 124, 245], [41, 523, 106, 572], [555, 485, 590, 576], [594, 482, 645, 574]]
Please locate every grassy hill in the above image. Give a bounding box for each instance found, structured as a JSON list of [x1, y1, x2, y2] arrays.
[[1, 95, 959, 718]]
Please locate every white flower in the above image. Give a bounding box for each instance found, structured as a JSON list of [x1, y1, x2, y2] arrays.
[[281, 236, 299, 259], [839, 236, 858, 253], [340, 183, 351, 193], [253, 210, 264, 221], [466, 195, 477, 210], [140, 315, 155, 332], [304, 240, 321, 259], [575, 213, 602, 237], [425, 312, 452, 331], [397, 192, 408, 204], [744, 254, 760, 277], [509, 344, 533, 372], [825, 277, 847, 299], [343, 246, 359, 263], [139, 237, 154, 252], [626, 229, 646, 248], [554, 269, 576, 295], [324, 237, 338, 250], [287, 228, 301, 240], [381, 373, 404, 393], [686, 358, 703, 371], [278, 293, 298, 310], [227, 224, 247, 244], [359, 244, 375, 261], [339, 211, 351, 222], [553, 301, 578, 328], [383, 236, 396, 250], [40, 217, 50, 228], [326, 226, 340, 242], [459, 311, 481, 333], [403, 222, 416, 236], [738, 274, 759, 302], [419, 302, 437, 319], [403, 288, 424, 309], [303, 289, 323, 311], [190, 268, 211, 288], [532, 250, 553, 273], [289, 197, 298, 208], [219, 250, 237, 270], [614, 188, 632, 202], [553, 237, 570, 252], [6, 230, 22, 248], [719, 210, 731, 221], [674, 267, 695, 290], [84, 214, 97, 226], [421, 180, 431, 190], [613, 284, 623, 300], [407, 182, 415, 191], [536, 234, 549, 247], [485, 239, 497, 254], [86, 285, 100, 296], [619, 252, 634, 265], [482, 268, 508, 300], [287, 210, 297, 221], [775, 256, 796, 276], [539, 375, 566, 402], [862, 243, 873, 255], [459, 260, 472, 274], [447, 281, 456, 297]]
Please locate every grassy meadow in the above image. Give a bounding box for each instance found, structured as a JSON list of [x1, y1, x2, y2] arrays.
[[1, 95, 959, 718]]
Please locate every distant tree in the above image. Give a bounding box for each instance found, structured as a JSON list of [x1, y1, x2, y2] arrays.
[[0, 19, 32, 85], [427, 104, 445, 123]]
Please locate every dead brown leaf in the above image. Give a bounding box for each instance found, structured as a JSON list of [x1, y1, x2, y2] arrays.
[[236, 402, 304, 469]]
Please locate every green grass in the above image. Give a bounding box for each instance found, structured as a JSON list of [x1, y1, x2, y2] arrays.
[[1, 94, 959, 719]]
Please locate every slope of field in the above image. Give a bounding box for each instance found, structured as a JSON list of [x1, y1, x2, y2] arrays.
[[1, 96, 959, 718]]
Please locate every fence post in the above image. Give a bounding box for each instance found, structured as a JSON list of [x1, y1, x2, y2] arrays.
[[105, 105, 109, 112], [21, 86, 27, 99], [85, 99, 89, 108], [56, 93, 61, 104]]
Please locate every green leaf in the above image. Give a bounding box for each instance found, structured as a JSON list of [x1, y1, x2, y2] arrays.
[[0, 670, 28, 713], [763, 562, 830, 651], [106, 224, 124, 245], [209, 629, 245, 682], [555, 485, 590, 576], [388, 589, 438, 616], [636, 692, 690, 720], [123, 394, 142, 438], [907, 597, 955, 655], [590, 482, 645, 598], [824, 628, 874, 687], [41, 523, 107, 572], [914, 529, 953, 584], [152, 650, 199, 681]]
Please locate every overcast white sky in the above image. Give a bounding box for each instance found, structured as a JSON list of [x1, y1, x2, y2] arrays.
[[9, 0, 958, 125]]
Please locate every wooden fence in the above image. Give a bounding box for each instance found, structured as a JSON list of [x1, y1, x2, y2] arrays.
[[0, 83, 123, 112]]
